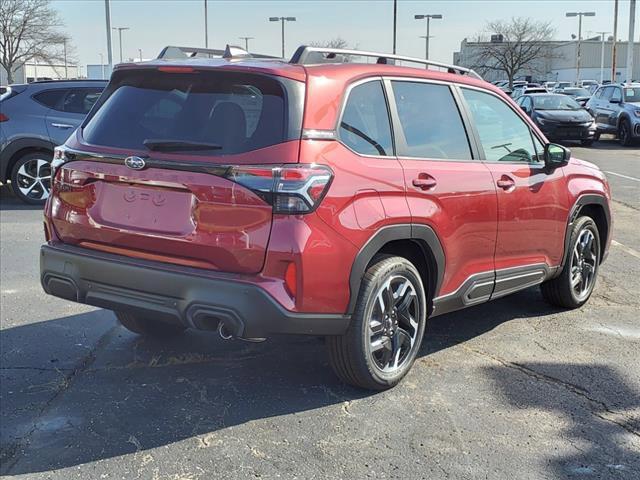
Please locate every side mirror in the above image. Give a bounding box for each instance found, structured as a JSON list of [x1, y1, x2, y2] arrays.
[[544, 143, 570, 169], [519, 104, 530, 114]]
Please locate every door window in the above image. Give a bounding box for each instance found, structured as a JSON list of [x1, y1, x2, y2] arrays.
[[391, 81, 472, 160], [610, 87, 622, 103], [339, 80, 393, 156], [462, 88, 539, 163]]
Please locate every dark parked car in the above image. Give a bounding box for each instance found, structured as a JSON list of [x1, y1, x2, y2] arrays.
[[0, 79, 107, 203], [516, 93, 597, 146], [558, 87, 591, 106], [41, 46, 611, 390], [586, 83, 640, 146]]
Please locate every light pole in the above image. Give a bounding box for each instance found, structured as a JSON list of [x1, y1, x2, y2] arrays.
[[414, 14, 443, 60], [393, 0, 397, 54], [204, 0, 208, 48], [112, 27, 130, 63], [612, 0, 619, 82], [138, 48, 143, 61], [104, 0, 113, 71], [269, 17, 296, 58], [566, 11, 595, 84], [239, 36, 254, 51], [99, 53, 105, 79], [593, 31, 611, 83], [627, 0, 636, 82]]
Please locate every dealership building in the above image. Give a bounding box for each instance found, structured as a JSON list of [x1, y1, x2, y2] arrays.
[[454, 38, 640, 83]]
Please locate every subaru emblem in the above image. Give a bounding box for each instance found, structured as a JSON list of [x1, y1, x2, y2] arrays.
[[125, 156, 146, 170]]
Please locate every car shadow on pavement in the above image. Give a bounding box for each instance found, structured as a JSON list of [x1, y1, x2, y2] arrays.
[[421, 286, 562, 356], [484, 362, 640, 477], [0, 310, 369, 475], [0, 288, 573, 475], [0, 185, 43, 211]]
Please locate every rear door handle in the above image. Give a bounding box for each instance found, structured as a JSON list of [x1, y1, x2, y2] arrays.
[[51, 123, 73, 129], [496, 175, 515, 190], [412, 175, 437, 190]]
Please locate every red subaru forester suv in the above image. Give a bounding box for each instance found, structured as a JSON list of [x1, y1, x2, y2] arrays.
[[41, 46, 612, 390]]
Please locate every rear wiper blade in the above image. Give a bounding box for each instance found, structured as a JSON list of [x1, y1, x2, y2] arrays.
[[143, 139, 223, 152]]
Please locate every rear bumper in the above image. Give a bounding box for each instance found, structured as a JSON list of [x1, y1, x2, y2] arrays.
[[40, 243, 350, 338]]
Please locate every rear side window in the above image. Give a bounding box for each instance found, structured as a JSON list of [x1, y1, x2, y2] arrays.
[[62, 88, 103, 114], [339, 80, 393, 156], [33, 89, 68, 109], [82, 70, 302, 155], [391, 81, 471, 160]]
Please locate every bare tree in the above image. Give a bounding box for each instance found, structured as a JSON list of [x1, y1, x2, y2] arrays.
[[0, 0, 68, 83], [308, 37, 351, 49], [469, 17, 557, 88]]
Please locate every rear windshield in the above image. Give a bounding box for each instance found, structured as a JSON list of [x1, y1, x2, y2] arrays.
[[82, 69, 303, 155], [533, 95, 581, 110]]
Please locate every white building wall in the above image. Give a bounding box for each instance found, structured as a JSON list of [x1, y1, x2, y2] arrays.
[[86, 64, 113, 80], [454, 39, 640, 83]]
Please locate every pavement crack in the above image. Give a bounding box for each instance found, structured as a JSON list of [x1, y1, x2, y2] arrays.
[[611, 198, 639, 212], [0, 366, 74, 372], [0, 325, 120, 475], [462, 345, 640, 440]]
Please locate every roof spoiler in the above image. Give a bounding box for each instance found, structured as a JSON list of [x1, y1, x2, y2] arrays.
[[157, 45, 278, 60], [289, 45, 482, 80]]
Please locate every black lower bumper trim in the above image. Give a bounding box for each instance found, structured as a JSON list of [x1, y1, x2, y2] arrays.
[[40, 244, 350, 337]]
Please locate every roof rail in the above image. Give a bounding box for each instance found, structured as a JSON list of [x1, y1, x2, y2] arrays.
[[157, 45, 277, 60], [290, 46, 482, 80]]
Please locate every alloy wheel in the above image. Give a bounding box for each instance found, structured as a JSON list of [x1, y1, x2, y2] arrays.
[[368, 275, 420, 373], [15, 158, 51, 201], [570, 228, 598, 300]]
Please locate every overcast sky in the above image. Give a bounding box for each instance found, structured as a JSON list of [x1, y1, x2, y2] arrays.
[[52, 0, 639, 67]]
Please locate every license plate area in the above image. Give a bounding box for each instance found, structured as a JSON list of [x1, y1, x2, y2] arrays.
[[91, 183, 195, 235]]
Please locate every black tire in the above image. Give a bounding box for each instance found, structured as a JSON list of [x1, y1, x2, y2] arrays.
[[327, 255, 427, 390], [10, 151, 52, 205], [580, 139, 594, 147], [592, 131, 601, 142], [618, 118, 632, 147], [541, 216, 600, 309], [115, 311, 186, 337]]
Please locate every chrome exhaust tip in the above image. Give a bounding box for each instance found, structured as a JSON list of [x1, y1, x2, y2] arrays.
[[218, 321, 235, 340]]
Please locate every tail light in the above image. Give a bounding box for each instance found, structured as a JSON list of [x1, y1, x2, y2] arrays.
[[0, 113, 8, 122], [225, 164, 333, 214]]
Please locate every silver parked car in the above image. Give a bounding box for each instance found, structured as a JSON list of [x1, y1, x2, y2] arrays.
[[586, 83, 640, 146], [0, 80, 107, 204]]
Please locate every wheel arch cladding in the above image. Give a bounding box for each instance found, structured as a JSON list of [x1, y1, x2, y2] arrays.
[[347, 224, 445, 315], [564, 195, 611, 267]]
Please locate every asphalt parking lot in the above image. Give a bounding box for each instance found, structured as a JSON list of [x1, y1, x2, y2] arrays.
[[1, 138, 639, 479]]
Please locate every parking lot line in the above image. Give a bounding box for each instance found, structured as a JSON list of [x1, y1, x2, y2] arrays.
[[605, 171, 640, 183], [612, 239, 640, 260]]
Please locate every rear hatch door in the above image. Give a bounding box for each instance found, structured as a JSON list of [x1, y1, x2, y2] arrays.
[[50, 66, 304, 274]]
